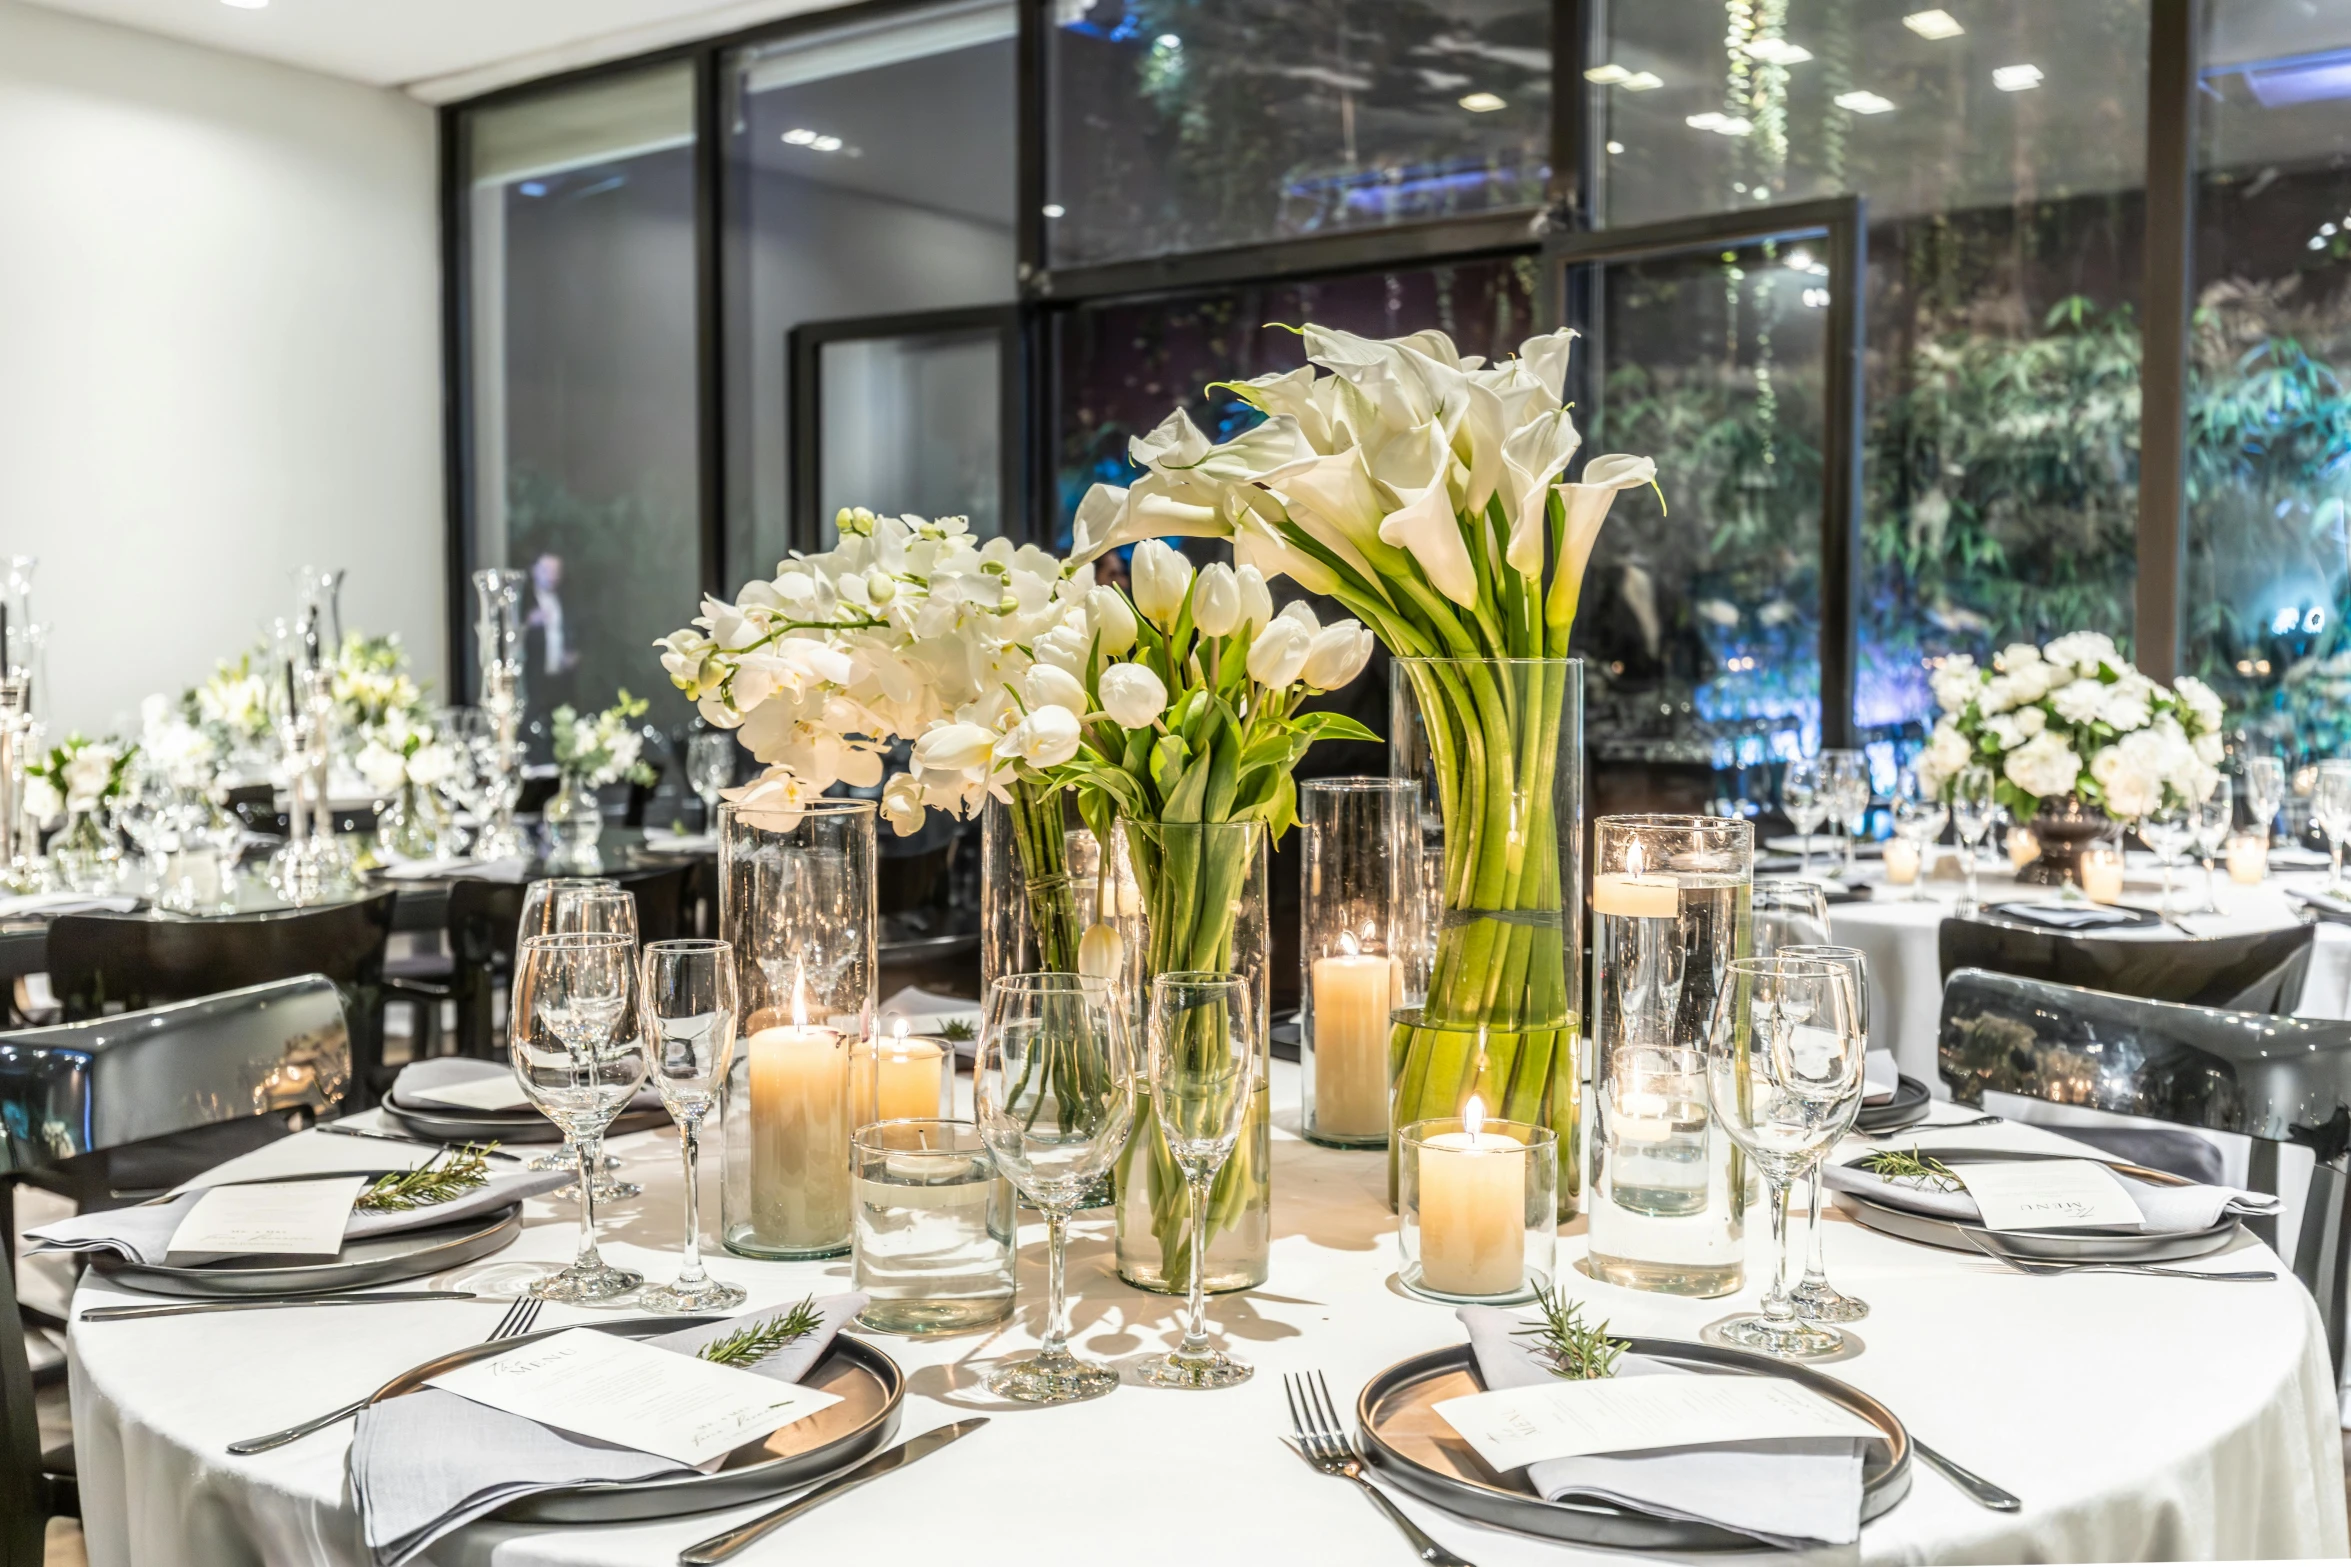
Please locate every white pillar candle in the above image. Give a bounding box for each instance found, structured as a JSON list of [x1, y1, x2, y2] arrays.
[[747, 968, 849, 1249], [2080, 851, 2125, 906], [2227, 835, 2268, 886], [1417, 1100, 1527, 1298], [2006, 827, 2039, 869], [1310, 946, 1392, 1140], [851, 1025, 947, 1126], [1883, 839, 1920, 884]]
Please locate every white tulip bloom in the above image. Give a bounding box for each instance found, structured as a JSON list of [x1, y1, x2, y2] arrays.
[[1192, 563, 1241, 637], [1085, 586, 1138, 654], [1131, 540, 1194, 629], [1099, 663, 1169, 728], [1300, 622, 1375, 691], [1234, 565, 1274, 634], [914, 723, 997, 775], [1023, 663, 1088, 716], [1247, 619, 1313, 688], [996, 704, 1082, 768]]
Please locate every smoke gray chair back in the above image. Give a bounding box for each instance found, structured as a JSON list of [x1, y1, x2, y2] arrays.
[[2, 1223, 68, 1567], [1937, 916, 2315, 1014], [1937, 967, 2351, 1368]]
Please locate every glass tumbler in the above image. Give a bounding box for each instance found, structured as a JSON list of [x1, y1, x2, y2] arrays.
[[1298, 777, 1417, 1149], [852, 1120, 1016, 1336]]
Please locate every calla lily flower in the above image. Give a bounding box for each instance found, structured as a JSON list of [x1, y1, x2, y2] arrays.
[[1549, 454, 1659, 627]]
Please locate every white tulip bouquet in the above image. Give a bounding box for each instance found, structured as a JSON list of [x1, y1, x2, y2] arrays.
[[1917, 633, 2225, 820]]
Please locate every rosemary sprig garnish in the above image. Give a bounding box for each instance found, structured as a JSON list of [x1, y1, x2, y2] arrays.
[[1514, 1284, 1628, 1381], [1857, 1147, 1963, 1191], [355, 1143, 498, 1211], [695, 1296, 823, 1368], [941, 1019, 975, 1043]]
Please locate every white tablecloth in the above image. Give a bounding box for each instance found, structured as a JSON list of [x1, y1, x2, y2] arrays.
[[69, 1071, 2348, 1566], [1826, 865, 2351, 1098]]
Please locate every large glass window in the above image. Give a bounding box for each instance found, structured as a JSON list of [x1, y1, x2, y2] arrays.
[[723, 2, 1018, 572], [1593, 1, 2149, 751], [463, 64, 701, 738], [2185, 1, 2351, 762], [1045, 0, 1553, 269]]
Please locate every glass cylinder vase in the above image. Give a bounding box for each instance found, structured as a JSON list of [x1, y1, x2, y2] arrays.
[[1388, 658, 1584, 1217], [543, 772, 605, 871], [1114, 817, 1270, 1293], [719, 797, 877, 1259], [1585, 814, 1752, 1297], [1299, 778, 1418, 1149], [980, 784, 1142, 998]]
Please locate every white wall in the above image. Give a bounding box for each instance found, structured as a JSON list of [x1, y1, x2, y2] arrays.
[[0, 0, 443, 738]]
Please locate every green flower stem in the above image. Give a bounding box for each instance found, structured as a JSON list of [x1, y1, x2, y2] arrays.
[[1006, 777, 1082, 974]]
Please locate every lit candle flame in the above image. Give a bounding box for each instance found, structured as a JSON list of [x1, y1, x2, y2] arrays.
[[1337, 928, 1360, 958], [890, 1015, 911, 1060], [1626, 840, 1645, 879], [1465, 1094, 1486, 1139], [790, 959, 808, 1030]]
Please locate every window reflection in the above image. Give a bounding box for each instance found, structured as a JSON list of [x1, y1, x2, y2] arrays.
[[813, 323, 1007, 543]]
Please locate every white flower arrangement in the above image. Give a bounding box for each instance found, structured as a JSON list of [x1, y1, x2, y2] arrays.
[[354, 710, 457, 796], [551, 691, 656, 790], [190, 654, 273, 747], [1917, 633, 2225, 819], [26, 735, 135, 825], [139, 694, 219, 794]]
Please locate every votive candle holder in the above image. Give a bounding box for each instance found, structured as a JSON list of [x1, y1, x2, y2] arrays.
[[1397, 1111, 1556, 1304]]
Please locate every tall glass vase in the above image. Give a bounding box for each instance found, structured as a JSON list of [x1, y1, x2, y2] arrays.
[[1114, 818, 1270, 1293], [1387, 657, 1584, 1218], [981, 787, 1144, 1013]]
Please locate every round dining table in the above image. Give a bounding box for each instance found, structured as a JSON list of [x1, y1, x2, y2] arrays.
[[65, 1060, 2348, 1566]]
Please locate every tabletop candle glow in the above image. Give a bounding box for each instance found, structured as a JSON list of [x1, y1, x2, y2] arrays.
[[1592, 841, 1678, 919], [2007, 827, 2039, 870], [851, 1019, 948, 1125], [1309, 932, 1392, 1141], [1883, 838, 1921, 885], [2080, 849, 2125, 905], [2227, 834, 2269, 885], [745, 961, 850, 1253], [1415, 1098, 1528, 1298]]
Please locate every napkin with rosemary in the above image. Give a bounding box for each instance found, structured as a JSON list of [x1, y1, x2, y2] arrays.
[[389, 1055, 662, 1116], [1458, 1300, 1872, 1548], [350, 1292, 868, 1567], [1825, 1149, 2280, 1232]]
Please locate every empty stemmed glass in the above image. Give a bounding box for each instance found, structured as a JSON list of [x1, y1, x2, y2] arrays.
[[974, 972, 1139, 1404], [1778, 944, 1871, 1326], [1141, 971, 1261, 1391], [685, 732, 733, 832], [2142, 804, 2196, 922], [1782, 757, 1828, 880], [2315, 761, 2351, 899], [1822, 749, 1870, 880], [512, 931, 649, 1302], [518, 878, 640, 1196], [638, 939, 743, 1312], [1702, 955, 1865, 1359], [1949, 765, 1998, 913], [1750, 878, 1831, 957], [2243, 756, 2285, 850], [1889, 769, 1946, 902], [2192, 777, 2234, 914]]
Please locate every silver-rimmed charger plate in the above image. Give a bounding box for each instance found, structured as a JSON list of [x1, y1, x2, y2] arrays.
[[1833, 1146, 2238, 1262], [365, 1317, 905, 1523], [90, 1204, 522, 1299], [1853, 1076, 1930, 1135], [1356, 1340, 1910, 1551], [381, 1097, 669, 1145]]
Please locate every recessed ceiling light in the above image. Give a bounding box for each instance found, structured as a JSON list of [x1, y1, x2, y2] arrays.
[[1606, 140, 1626, 154], [1992, 63, 2044, 92], [811, 134, 842, 151], [1458, 92, 1507, 113], [1620, 71, 1663, 91], [1744, 39, 1813, 66], [1584, 64, 1631, 85], [1835, 90, 1896, 114], [1042, 203, 1066, 218], [1903, 9, 1964, 40], [783, 128, 817, 145]]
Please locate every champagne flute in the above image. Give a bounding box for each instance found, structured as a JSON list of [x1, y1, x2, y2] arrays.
[[1140, 971, 1260, 1392], [638, 939, 743, 1312], [1781, 757, 1828, 879], [2315, 761, 2351, 899], [1778, 944, 1870, 1325], [1822, 749, 1870, 880], [1889, 768, 1946, 902], [2192, 777, 2234, 914], [2142, 804, 2195, 922], [518, 878, 640, 1193], [2243, 756, 2285, 848], [512, 931, 648, 1301], [1702, 955, 1864, 1358], [974, 972, 1138, 1404], [1949, 765, 1997, 913], [685, 732, 734, 832]]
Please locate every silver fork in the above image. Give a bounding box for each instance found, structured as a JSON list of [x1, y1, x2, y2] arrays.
[[226, 1296, 544, 1455], [1852, 1114, 2002, 1140], [1282, 1371, 1473, 1566]]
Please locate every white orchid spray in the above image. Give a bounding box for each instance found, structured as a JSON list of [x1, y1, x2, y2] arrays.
[[1068, 324, 1658, 1155], [1917, 633, 2224, 820]]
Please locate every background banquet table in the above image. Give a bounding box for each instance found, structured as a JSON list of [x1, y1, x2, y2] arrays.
[[67, 1064, 2346, 1567], [1826, 863, 2351, 1097]]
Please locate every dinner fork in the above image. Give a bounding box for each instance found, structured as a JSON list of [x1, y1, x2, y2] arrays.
[[226, 1296, 543, 1455], [1961, 1230, 2273, 1281], [1851, 1114, 2002, 1140], [1282, 1371, 1474, 1567]]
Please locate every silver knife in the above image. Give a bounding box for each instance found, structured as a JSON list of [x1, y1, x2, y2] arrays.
[[313, 1122, 523, 1161], [81, 1291, 477, 1321], [677, 1419, 990, 1565]]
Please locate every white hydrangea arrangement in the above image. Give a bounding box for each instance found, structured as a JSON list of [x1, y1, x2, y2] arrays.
[[551, 691, 657, 791], [1916, 631, 2225, 820], [354, 711, 457, 796]]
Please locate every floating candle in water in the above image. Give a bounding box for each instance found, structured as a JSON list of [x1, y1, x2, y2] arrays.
[[1594, 840, 1678, 919]]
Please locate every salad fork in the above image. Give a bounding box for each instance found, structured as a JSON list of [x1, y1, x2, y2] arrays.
[[226, 1296, 543, 1455], [1282, 1370, 1472, 1566]]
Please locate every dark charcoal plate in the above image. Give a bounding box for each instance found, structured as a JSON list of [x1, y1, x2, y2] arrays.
[[1833, 1146, 2238, 1262], [367, 1317, 904, 1523], [382, 1097, 669, 1145], [1983, 901, 2161, 933], [91, 1205, 521, 1298], [1853, 1075, 1930, 1135], [1357, 1339, 1909, 1551]]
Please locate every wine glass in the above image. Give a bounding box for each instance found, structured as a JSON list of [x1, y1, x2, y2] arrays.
[[974, 972, 1139, 1404], [1140, 971, 1260, 1392], [1889, 769, 1947, 902], [511, 931, 649, 1301], [518, 878, 637, 1190], [2141, 803, 2196, 922], [2315, 761, 2351, 899], [1750, 878, 1831, 957], [1777, 944, 1870, 1326], [2243, 756, 2285, 849], [1702, 955, 1865, 1358], [685, 732, 734, 832], [2192, 777, 2234, 915], [1781, 757, 1828, 879], [638, 939, 744, 1313], [1822, 749, 1871, 880], [1949, 765, 1998, 913]]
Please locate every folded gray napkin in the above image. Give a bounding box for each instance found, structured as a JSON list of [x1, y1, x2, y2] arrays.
[[1458, 1306, 1869, 1548], [27, 1166, 570, 1266], [1824, 1156, 2280, 1232], [351, 1292, 868, 1567], [1988, 901, 2142, 931], [391, 1056, 661, 1115]]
